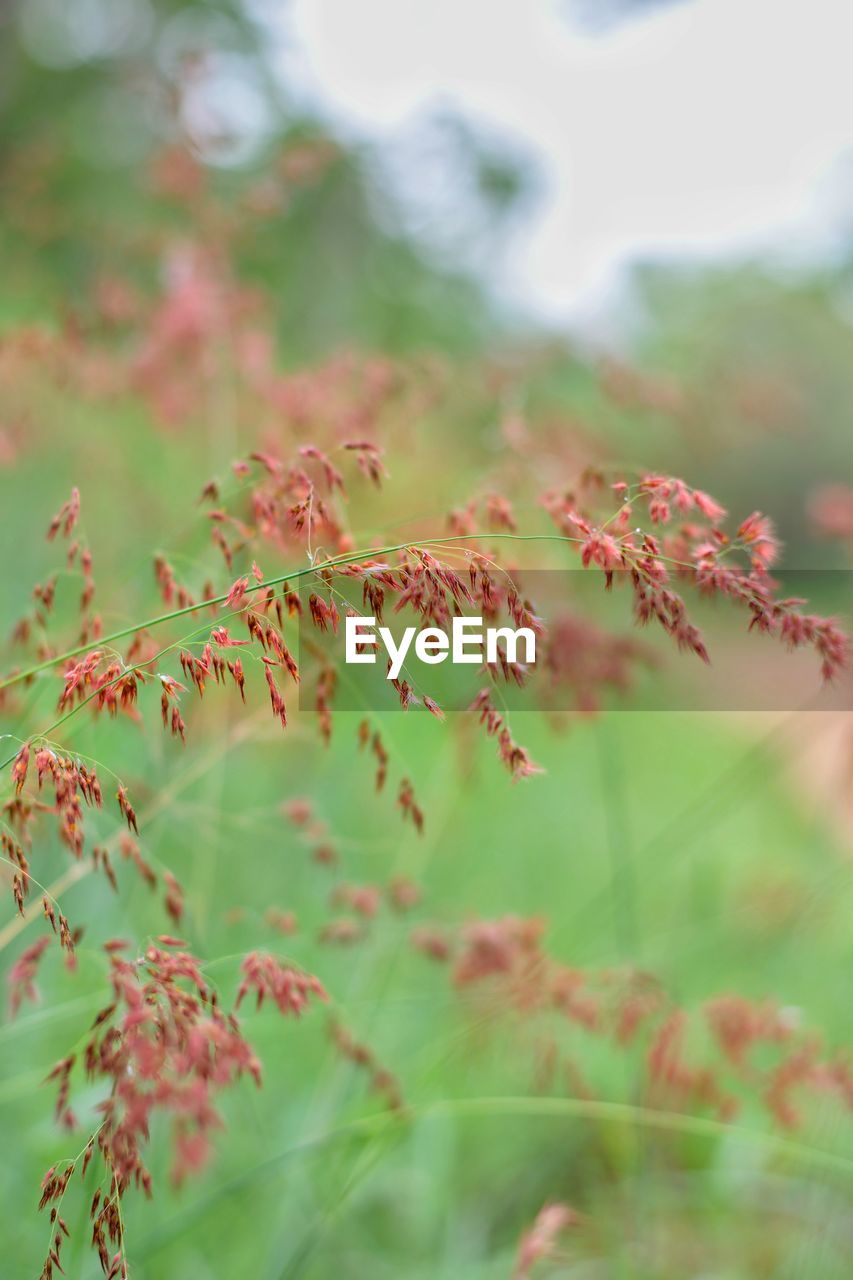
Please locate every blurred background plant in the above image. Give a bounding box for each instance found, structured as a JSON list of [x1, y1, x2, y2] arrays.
[[1, 1, 852, 1277]]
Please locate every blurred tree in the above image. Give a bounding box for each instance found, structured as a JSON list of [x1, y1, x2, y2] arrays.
[[626, 257, 853, 560], [0, 0, 518, 356]]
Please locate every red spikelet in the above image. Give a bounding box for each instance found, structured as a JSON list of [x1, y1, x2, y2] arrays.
[[8, 936, 51, 1016], [11, 742, 30, 795], [397, 778, 424, 834], [225, 575, 250, 609], [116, 786, 138, 834], [262, 657, 287, 727], [227, 656, 246, 701], [163, 871, 184, 925], [46, 488, 80, 540]]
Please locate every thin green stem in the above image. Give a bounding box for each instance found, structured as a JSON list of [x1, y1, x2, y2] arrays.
[[139, 1093, 853, 1253]]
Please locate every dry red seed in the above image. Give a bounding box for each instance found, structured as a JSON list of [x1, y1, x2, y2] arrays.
[[514, 1203, 578, 1280], [46, 488, 80, 541], [116, 786, 138, 834]]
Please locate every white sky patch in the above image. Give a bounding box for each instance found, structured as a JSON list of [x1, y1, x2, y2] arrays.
[[274, 0, 853, 325]]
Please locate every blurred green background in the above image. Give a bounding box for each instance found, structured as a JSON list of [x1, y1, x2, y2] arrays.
[[1, 2, 852, 1276]]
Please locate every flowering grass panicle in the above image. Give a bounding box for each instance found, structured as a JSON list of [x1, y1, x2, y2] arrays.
[[0, 291, 848, 1275]]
